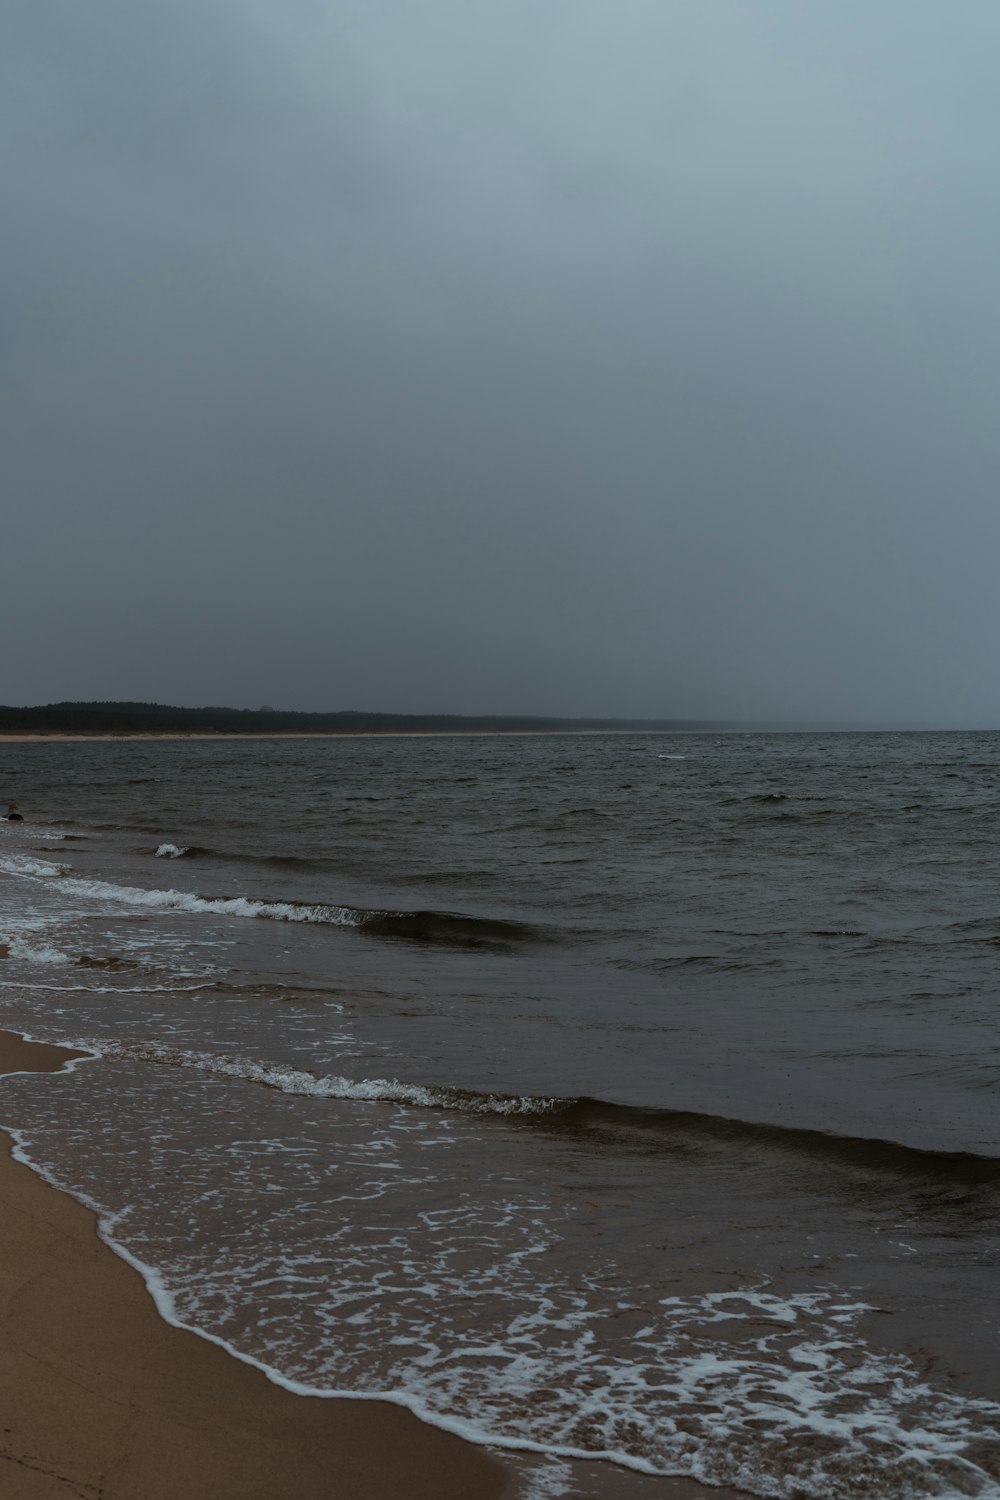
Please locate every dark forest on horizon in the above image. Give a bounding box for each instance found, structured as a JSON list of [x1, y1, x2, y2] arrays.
[[0, 701, 737, 735]]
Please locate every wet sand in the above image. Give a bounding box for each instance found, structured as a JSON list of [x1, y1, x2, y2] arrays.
[[0, 1031, 507, 1500]]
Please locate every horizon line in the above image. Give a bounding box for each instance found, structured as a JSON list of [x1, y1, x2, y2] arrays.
[[1, 701, 997, 734]]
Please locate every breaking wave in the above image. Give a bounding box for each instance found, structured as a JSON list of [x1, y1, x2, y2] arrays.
[[0, 852, 70, 879], [0, 854, 540, 948], [67, 1037, 1000, 1180], [90, 1040, 562, 1115]]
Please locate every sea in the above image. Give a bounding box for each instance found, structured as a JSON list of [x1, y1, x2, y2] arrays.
[[0, 730, 998, 1500]]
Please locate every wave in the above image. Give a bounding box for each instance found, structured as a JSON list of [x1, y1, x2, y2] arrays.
[[358, 909, 537, 944], [0, 855, 539, 948], [2, 936, 74, 965], [76, 1037, 1000, 1179], [153, 842, 264, 863], [550, 1098, 1000, 1183], [152, 843, 327, 871], [149, 842, 510, 895], [92, 1041, 563, 1115], [0, 852, 70, 878]]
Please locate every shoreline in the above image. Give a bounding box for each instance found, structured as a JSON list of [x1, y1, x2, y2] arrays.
[[0, 1030, 508, 1500], [0, 730, 682, 741], [0, 1030, 754, 1500]]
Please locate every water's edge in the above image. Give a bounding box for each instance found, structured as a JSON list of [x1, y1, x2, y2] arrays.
[[0, 1030, 700, 1499]]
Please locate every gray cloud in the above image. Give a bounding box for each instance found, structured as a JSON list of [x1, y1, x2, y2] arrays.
[[4, 1, 999, 720]]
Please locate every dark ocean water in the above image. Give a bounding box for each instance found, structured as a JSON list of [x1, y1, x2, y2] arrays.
[[0, 731, 998, 1499]]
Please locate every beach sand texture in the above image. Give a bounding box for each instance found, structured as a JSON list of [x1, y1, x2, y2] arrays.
[[0, 1031, 506, 1500]]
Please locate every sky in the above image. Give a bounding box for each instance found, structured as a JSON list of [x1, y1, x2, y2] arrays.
[[4, 1, 999, 722]]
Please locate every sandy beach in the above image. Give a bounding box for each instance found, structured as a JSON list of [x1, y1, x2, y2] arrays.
[[0, 1031, 507, 1500]]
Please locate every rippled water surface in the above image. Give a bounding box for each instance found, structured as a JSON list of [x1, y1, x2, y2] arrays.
[[0, 731, 998, 1498]]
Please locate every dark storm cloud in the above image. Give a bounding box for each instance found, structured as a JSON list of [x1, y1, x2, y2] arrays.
[[4, 1, 999, 721]]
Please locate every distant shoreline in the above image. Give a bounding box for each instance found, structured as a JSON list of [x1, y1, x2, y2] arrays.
[[0, 729, 685, 742], [0, 702, 980, 738], [0, 703, 739, 738], [0, 727, 979, 741]]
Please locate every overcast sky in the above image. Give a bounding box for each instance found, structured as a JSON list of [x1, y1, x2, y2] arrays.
[[4, 2, 999, 721]]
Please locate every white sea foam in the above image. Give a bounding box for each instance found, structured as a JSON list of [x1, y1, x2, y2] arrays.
[[88, 1039, 560, 1115], [0, 852, 69, 878], [515, 1459, 576, 1498], [155, 843, 188, 859], [4, 938, 75, 965], [0, 915, 75, 965], [7, 865, 364, 927], [2, 853, 353, 923]]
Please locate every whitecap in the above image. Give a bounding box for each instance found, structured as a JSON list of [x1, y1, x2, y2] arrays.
[[85, 1039, 562, 1116]]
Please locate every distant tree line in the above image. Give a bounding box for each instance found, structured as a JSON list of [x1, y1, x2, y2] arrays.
[[0, 702, 727, 735]]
